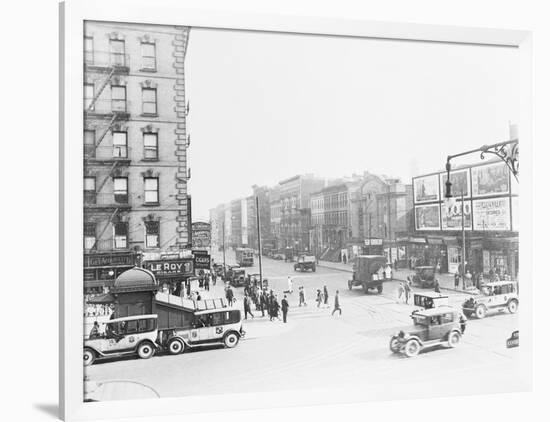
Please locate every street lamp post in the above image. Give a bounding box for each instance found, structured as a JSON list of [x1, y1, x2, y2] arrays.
[[222, 220, 227, 281], [255, 196, 263, 288]]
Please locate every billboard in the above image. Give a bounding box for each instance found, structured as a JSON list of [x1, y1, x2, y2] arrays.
[[143, 259, 194, 277], [414, 175, 439, 203], [441, 199, 472, 230], [472, 197, 511, 231], [415, 204, 440, 230], [440, 169, 470, 198], [472, 162, 510, 197], [192, 222, 211, 248]]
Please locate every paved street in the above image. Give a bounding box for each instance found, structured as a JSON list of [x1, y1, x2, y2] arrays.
[[85, 251, 521, 401]]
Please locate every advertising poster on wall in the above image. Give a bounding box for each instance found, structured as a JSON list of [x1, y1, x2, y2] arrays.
[[471, 162, 510, 197], [415, 205, 441, 230], [472, 197, 511, 231], [441, 199, 472, 230], [440, 169, 470, 198], [414, 175, 439, 203], [191, 222, 211, 248], [511, 196, 519, 231]]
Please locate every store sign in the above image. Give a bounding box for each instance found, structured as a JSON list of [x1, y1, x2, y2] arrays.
[[472, 197, 511, 231], [364, 238, 383, 246], [192, 222, 211, 248], [415, 204, 441, 230], [413, 175, 439, 203], [84, 252, 135, 268], [472, 162, 510, 197], [193, 253, 211, 269], [441, 200, 472, 230], [143, 259, 194, 277]]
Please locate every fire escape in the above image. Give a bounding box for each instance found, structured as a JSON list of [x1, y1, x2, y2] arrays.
[[84, 51, 131, 251]]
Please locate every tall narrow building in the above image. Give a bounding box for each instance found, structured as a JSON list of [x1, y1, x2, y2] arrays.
[[83, 21, 191, 293]]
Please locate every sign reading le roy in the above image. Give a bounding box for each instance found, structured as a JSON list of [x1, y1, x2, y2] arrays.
[[143, 259, 194, 277]]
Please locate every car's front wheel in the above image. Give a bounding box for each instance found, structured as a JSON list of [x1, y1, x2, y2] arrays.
[[389, 336, 400, 353], [404, 339, 421, 357], [475, 305, 487, 319], [447, 331, 461, 348], [508, 299, 518, 314], [137, 341, 155, 359], [224, 332, 240, 348], [167, 338, 185, 355], [83, 348, 95, 366]]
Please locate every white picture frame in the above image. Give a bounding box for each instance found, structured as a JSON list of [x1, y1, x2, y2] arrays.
[[60, 1, 533, 420]]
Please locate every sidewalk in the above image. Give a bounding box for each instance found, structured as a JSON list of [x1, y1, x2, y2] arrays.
[[317, 260, 476, 294]]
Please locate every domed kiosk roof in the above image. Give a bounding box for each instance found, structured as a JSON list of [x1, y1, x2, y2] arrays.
[[112, 267, 159, 293]]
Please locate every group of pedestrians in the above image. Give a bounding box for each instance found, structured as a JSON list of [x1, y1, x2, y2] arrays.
[[397, 278, 413, 304]]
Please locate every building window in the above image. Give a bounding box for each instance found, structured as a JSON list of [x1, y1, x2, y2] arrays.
[[144, 177, 159, 204], [145, 221, 160, 248], [84, 223, 96, 250], [114, 222, 128, 249], [142, 88, 157, 115], [113, 177, 128, 204], [84, 177, 96, 204], [84, 130, 95, 157], [141, 42, 156, 70], [84, 83, 94, 110], [111, 85, 126, 112], [143, 133, 158, 160], [84, 36, 94, 64], [112, 131, 128, 158], [110, 39, 126, 66]]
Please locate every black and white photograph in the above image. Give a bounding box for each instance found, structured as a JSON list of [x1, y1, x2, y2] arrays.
[[78, 16, 525, 406]]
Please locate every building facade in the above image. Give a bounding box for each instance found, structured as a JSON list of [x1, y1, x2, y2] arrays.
[[83, 22, 191, 291], [269, 186, 282, 250], [278, 175, 325, 253], [409, 160, 518, 277]]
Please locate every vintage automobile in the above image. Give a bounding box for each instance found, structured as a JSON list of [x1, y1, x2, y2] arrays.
[[348, 255, 387, 294], [389, 306, 466, 357], [83, 314, 158, 366], [462, 280, 519, 319], [294, 255, 316, 272], [413, 292, 449, 310], [162, 308, 245, 354], [411, 266, 437, 288], [228, 267, 247, 287]]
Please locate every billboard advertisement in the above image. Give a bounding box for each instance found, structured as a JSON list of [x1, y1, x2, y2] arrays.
[[192, 222, 211, 248], [511, 196, 519, 231], [441, 199, 472, 230], [414, 175, 439, 203], [415, 204, 440, 230], [472, 197, 511, 231], [472, 162, 510, 197], [440, 169, 470, 198]]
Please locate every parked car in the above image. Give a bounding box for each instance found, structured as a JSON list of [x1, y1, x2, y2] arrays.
[[389, 306, 466, 357], [294, 255, 316, 272], [84, 314, 158, 366], [411, 266, 437, 288], [462, 281, 519, 319], [162, 308, 245, 354]]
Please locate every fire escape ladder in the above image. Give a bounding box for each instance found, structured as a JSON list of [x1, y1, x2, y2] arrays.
[[96, 161, 120, 194], [94, 115, 118, 150], [86, 68, 115, 112], [90, 208, 120, 250]]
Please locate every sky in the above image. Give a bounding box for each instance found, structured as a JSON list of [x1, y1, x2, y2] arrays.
[[185, 28, 519, 221]]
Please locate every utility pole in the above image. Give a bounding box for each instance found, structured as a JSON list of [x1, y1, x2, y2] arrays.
[[461, 190, 467, 288], [256, 196, 263, 287], [222, 220, 227, 281]]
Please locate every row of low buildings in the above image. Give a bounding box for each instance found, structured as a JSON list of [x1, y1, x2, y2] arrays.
[[209, 172, 414, 266], [210, 158, 519, 278]]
